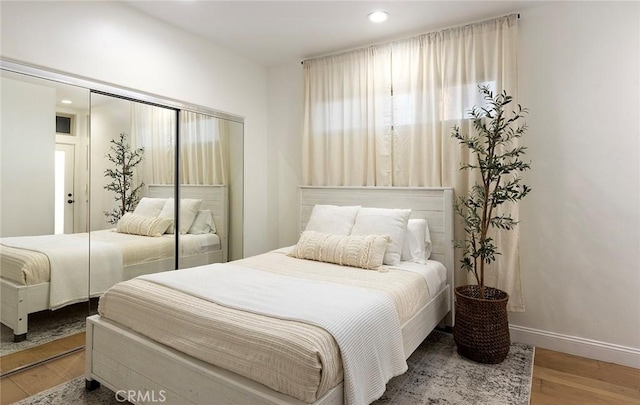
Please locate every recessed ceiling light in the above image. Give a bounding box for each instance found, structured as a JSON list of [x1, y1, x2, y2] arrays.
[[61, 99, 72, 104], [368, 11, 389, 23]]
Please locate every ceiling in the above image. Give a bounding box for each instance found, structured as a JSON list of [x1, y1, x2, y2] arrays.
[[122, 1, 543, 67]]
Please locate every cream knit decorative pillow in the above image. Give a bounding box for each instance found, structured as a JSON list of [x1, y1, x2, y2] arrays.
[[116, 213, 173, 237], [288, 231, 390, 270]]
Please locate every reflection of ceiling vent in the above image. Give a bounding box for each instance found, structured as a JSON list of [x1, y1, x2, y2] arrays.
[[56, 114, 74, 135]]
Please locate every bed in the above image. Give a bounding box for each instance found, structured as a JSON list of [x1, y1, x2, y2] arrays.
[[0, 185, 228, 342], [85, 186, 454, 405]]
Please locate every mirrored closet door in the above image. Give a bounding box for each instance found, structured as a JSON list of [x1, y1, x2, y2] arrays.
[[0, 70, 90, 372], [1, 61, 244, 376], [177, 112, 244, 265], [87, 95, 244, 314], [88, 93, 178, 317]]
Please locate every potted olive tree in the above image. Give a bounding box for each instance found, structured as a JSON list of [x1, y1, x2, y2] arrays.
[[103, 132, 145, 225], [451, 85, 531, 364]]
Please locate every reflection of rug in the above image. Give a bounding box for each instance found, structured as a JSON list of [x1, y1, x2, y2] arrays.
[[17, 331, 533, 405], [1, 300, 97, 356]]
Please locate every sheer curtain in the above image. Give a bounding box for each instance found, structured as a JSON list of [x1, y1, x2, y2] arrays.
[[131, 103, 176, 186], [302, 46, 392, 186], [180, 111, 227, 185], [302, 14, 524, 310], [131, 106, 227, 187]]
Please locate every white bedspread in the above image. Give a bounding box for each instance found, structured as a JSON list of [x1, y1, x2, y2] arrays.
[[140, 263, 408, 405], [1, 234, 122, 309]]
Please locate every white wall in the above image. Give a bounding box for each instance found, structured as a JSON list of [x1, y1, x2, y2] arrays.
[[510, 1, 640, 367], [89, 97, 132, 231], [266, 2, 640, 367], [266, 63, 304, 249], [0, 1, 269, 256], [0, 77, 56, 236]]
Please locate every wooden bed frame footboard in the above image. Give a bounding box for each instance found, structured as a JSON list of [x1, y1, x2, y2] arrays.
[[85, 287, 450, 405]]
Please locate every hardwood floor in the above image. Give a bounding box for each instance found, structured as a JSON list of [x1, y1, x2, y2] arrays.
[[1, 335, 639, 404], [531, 348, 640, 405], [0, 347, 84, 404], [0, 332, 85, 375]]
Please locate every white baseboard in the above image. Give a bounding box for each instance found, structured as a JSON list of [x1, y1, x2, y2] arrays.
[[509, 324, 640, 369]]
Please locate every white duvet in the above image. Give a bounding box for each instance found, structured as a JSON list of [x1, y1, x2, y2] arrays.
[[1, 234, 122, 309]]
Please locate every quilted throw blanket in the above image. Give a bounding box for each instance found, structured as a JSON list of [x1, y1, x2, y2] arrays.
[[140, 263, 408, 405], [1, 234, 122, 309]]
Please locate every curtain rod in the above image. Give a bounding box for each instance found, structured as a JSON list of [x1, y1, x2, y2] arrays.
[[301, 13, 520, 65]]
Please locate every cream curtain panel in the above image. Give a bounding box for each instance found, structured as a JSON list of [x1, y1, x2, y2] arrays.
[[180, 111, 228, 185], [302, 14, 524, 311], [131, 103, 176, 186], [302, 46, 392, 186], [131, 106, 227, 187]]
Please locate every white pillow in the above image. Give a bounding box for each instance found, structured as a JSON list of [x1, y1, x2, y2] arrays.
[[159, 198, 203, 234], [288, 231, 389, 270], [350, 207, 411, 266], [401, 218, 432, 263], [116, 213, 172, 237], [188, 210, 217, 234], [304, 205, 361, 235], [132, 197, 167, 218]]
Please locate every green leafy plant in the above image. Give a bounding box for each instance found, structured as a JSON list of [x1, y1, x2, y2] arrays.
[[103, 132, 145, 225], [451, 86, 531, 298]]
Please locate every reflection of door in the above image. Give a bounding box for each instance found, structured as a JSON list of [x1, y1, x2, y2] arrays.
[[55, 143, 75, 234]]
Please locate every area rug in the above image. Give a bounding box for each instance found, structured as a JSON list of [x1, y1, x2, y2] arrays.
[[16, 330, 533, 405], [373, 330, 534, 404], [1, 301, 97, 356]]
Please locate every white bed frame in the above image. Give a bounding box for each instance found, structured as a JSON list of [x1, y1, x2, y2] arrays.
[[85, 186, 454, 405], [1, 185, 228, 342]]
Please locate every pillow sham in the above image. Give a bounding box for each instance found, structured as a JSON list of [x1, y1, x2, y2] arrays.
[[132, 197, 167, 218], [116, 213, 172, 237], [350, 207, 411, 266], [158, 198, 203, 234], [401, 218, 432, 264], [288, 231, 389, 270], [304, 204, 361, 235], [188, 210, 217, 235]]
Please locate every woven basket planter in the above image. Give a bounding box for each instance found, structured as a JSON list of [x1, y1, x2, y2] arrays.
[[453, 285, 510, 364]]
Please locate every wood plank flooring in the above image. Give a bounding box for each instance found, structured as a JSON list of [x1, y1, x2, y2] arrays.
[[1, 334, 639, 404], [1, 348, 84, 404], [0, 332, 85, 375], [531, 348, 640, 404]]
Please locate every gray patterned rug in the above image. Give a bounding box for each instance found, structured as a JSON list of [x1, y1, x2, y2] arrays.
[[373, 331, 534, 404], [1, 301, 97, 356], [16, 331, 533, 405]]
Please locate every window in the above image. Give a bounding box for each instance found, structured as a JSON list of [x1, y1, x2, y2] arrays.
[[56, 113, 75, 135]]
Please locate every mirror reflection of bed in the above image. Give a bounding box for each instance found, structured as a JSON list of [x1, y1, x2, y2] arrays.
[[0, 65, 244, 375], [0, 70, 92, 365], [0, 186, 228, 339]]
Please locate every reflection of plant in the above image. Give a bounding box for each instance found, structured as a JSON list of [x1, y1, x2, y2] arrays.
[[452, 86, 531, 298], [103, 132, 144, 225]]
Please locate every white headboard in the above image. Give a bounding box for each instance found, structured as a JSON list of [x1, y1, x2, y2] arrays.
[[148, 184, 228, 262], [299, 186, 454, 310]]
